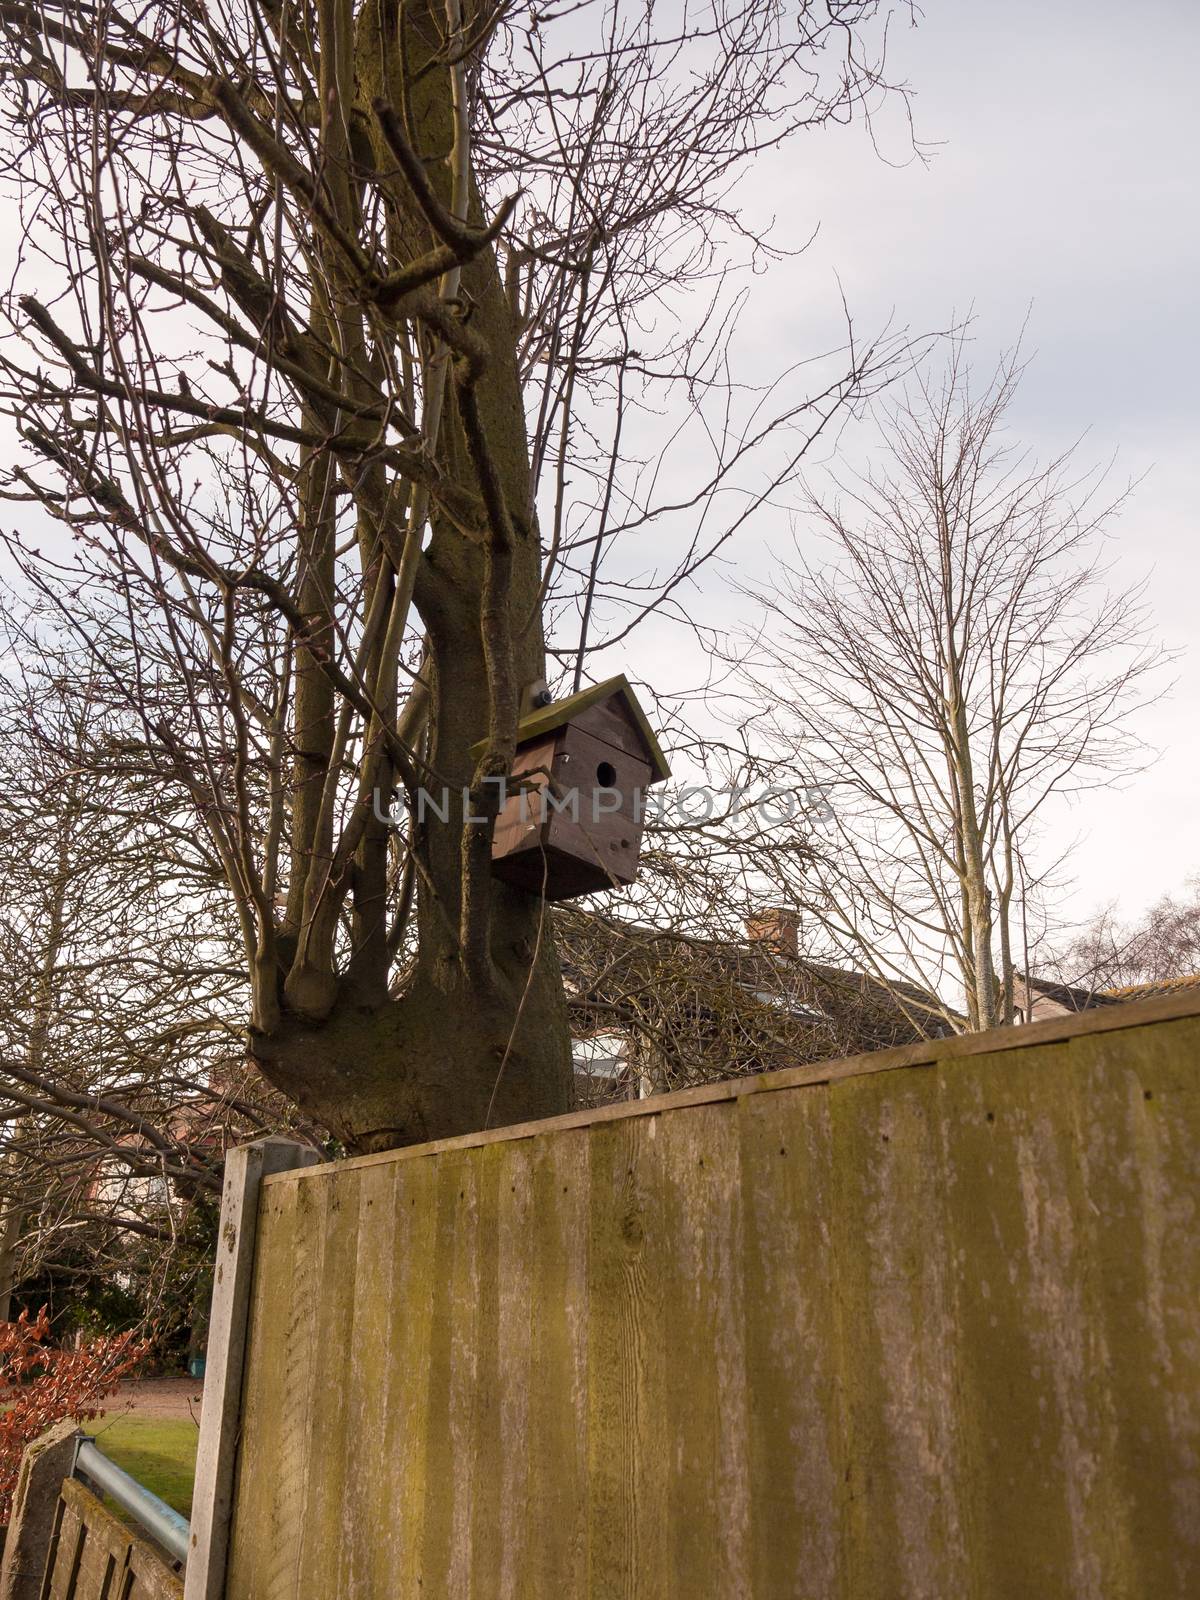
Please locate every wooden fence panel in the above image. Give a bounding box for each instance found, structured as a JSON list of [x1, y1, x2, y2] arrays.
[[41, 1480, 183, 1600], [224, 996, 1200, 1600]]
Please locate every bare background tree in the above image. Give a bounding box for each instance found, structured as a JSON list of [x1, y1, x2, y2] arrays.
[[1043, 877, 1200, 995], [0, 620, 307, 1325], [729, 339, 1168, 1032], [0, 0, 919, 1152]]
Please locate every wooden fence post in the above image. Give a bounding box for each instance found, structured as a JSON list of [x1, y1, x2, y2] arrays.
[[184, 1137, 319, 1600]]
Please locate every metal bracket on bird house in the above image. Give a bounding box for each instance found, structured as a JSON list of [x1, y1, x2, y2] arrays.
[[520, 679, 554, 717]]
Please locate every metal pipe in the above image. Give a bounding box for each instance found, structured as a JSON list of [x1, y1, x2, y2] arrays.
[[73, 1437, 191, 1567]]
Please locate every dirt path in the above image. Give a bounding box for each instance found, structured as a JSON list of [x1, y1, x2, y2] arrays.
[[98, 1377, 202, 1423]]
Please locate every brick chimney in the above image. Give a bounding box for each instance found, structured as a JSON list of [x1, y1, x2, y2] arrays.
[[744, 907, 799, 960]]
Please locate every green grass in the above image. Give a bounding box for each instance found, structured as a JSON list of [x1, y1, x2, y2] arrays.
[[83, 1415, 199, 1518]]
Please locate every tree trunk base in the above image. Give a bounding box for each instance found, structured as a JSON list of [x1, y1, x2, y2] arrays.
[[250, 961, 575, 1154]]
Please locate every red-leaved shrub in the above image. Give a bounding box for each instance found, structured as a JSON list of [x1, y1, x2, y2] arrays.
[[0, 1308, 146, 1522]]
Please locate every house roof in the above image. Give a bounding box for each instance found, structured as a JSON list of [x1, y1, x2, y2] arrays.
[[1016, 974, 1123, 1012], [1100, 972, 1200, 1002], [560, 912, 958, 1057], [1019, 970, 1200, 1011], [784, 958, 959, 1042], [512, 675, 671, 782]]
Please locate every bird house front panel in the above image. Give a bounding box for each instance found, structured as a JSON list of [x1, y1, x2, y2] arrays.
[[490, 725, 650, 900], [543, 722, 648, 885]]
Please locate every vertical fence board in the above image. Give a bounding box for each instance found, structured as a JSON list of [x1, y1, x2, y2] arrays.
[[466, 1143, 504, 1600], [657, 1101, 751, 1600], [1069, 1017, 1200, 1597], [938, 1043, 1079, 1599], [1048, 1031, 1144, 1599], [413, 1149, 476, 1593], [223, 1179, 301, 1600], [736, 1087, 841, 1600], [491, 1137, 535, 1600], [830, 1067, 977, 1600], [524, 1124, 590, 1599], [339, 1161, 398, 1600], [44, 1502, 84, 1600], [296, 1171, 360, 1599], [383, 1153, 439, 1594], [66, 1530, 107, 1600], [586, 1116, 668, 1599], [937, 1037, 1152, 1600]]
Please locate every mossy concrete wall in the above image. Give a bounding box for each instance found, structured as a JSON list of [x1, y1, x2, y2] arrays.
[[224, 994, 1200, 1598]]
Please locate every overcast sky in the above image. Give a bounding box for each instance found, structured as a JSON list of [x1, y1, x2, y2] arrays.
[[3, 0, 1194, 942], [628, 0, 1200, 934]]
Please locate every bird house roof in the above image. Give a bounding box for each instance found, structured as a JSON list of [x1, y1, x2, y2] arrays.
[[512, 674, 671, 782]]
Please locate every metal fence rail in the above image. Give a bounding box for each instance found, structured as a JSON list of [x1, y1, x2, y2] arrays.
[[73, 1437, 191, 1567]]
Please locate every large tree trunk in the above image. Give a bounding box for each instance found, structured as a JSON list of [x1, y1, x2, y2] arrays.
[[246, 0, 575, 1150]]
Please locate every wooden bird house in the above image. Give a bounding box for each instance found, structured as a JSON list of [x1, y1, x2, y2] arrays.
[[487, 675, 670, 901]]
